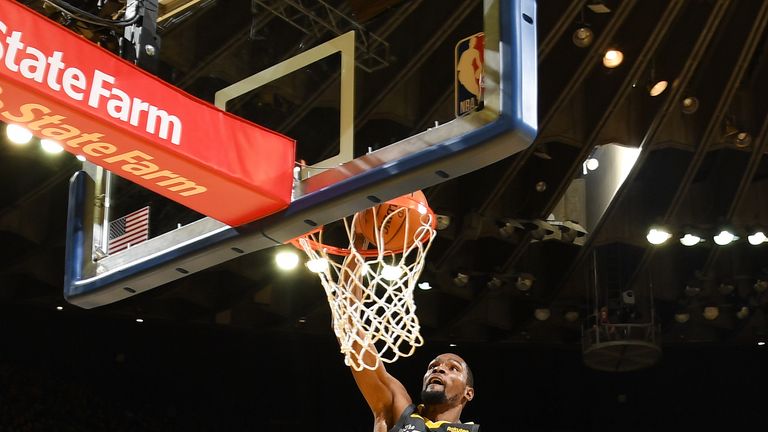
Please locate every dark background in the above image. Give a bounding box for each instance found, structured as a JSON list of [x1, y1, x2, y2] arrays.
[[4, 0, 768, 430], [3, 305, 768, 431]]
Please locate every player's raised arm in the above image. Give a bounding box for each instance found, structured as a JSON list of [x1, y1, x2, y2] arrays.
[[342, 252, 412, 430]]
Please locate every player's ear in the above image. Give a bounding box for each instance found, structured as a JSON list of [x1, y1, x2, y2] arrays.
[[464, 385, 475, 402]]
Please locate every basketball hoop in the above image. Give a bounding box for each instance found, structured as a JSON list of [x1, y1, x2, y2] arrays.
[[290, 191, 437, 371]]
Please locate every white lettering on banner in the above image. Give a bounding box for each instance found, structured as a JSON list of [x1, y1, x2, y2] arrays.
[[0, 19, 183, 145]]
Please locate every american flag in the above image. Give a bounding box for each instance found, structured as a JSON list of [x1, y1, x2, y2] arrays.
[[108, 207, 150, 254]]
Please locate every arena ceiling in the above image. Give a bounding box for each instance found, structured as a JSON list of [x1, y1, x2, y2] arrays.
[[3, 0, 768, 365]]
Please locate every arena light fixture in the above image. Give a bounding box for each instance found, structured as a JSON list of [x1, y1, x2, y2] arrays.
[[648, 80, 668, 97], [6, 124, 33, 145], [40, 139, 64, 154], [679, 233, 703, 246], [516, 273, 535, 291], [275, 249, 300, 270], [564, 310, 580, 323], [681, 96, 699, 114], [646, 226, 672, 245], [602, 49, 624, 68], [702, 306, 720, 321], [713, 229, 738, 246], [674, 312, 690, 324], [453, 272, 470, 287], [306, 258, 329, 273], [572, 26, 594, 48], [381, 264, 404, 281], [754, 279, 768, 293], [534, 308, 551, 321], [748, 231, 768, 245]]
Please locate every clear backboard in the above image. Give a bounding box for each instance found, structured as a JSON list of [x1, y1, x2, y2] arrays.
[[64, 0, 537, 308]]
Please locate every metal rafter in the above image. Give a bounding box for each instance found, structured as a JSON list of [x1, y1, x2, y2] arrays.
[[252, 0, 390, 72]]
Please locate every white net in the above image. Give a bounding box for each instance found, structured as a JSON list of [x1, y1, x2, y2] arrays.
[[294, 204, 436, 371]]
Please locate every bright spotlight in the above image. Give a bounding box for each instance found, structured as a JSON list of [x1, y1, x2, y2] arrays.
[[646, 227, 672, 245], [275, 250, 300, 270], [648, 80, 668, 97], [6, 124, 33, 144], [306, 258, 329, 273], [713, 230, 738, 246], [602, 49, 624, 68], [748, 231, 768, 245], [679, 233, 702, 246], [40, 139, 64, 154], [381, 264, 404, 281]]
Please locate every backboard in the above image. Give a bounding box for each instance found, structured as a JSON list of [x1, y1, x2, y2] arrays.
[[64, 0, 537, 308]]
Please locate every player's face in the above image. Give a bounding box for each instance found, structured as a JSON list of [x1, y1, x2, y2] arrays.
[[421, 353, 472, 405]]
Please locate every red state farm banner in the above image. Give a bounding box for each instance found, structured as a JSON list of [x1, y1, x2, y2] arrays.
[[0, 1, 295, 227]]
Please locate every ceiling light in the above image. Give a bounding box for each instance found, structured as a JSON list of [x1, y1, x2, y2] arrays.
[[532, 143, 552, 159], [646, 227, 672, 245], [453, 272, 470, 287], [136, 318, 144, 323], [736, 306, 750, 320], [558, 220, 588, 245], [572, 27, 594, 48], [681, 96, 699, 114], [648, 80, 668, 96], [418, 281, 432, 290], [754, 279, 768, 293], [436, 214, 451, 230], [564, 310, 580, 322], [498, 219, 524, 238], [56, 306, 64, 311], [602, 49, 624, 68], [684, 284, 701, 297], [674, 312, 690, 323], [733, 131, 751, 148], [748, 231, 767, 245], [702, 306, 719, 321], [275, 250, 300, 270], [40, 139, 64, 154], [585, 157, 599, 171], [306, 258, 329, 273], [381, 264, 403, 281], [516, 273, 535, 291], [534, 308, 551, 321], [6, 124, 33, 144], [525, 219, 559, 241], [487, 276, 504, 289], [679, 233, 703, 246], [713, 230, 738, 246], [758, 341, 766, 346], [718, 282, 735, 295], [587, 2, 611, 13]]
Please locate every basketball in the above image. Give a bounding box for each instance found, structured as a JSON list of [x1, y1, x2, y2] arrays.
[[355, 191, 431, 251]]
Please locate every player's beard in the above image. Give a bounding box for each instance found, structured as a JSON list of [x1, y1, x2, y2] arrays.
[[421, 389, 448, 404]]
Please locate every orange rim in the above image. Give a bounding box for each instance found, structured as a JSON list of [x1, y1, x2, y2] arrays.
[[288, 192, 436, 257]]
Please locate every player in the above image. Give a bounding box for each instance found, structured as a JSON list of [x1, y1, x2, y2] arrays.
[[339, 217, 477, 431], [350, 350, 479, 432]]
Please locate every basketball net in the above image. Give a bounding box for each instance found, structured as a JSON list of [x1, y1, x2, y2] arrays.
[[292, 194, 436, 371]]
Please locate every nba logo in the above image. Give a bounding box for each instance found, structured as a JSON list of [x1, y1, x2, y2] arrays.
[[455, 32, 484, 117]]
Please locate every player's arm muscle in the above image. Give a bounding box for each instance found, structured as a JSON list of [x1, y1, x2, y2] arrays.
[[350, 362, 411, 428]]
